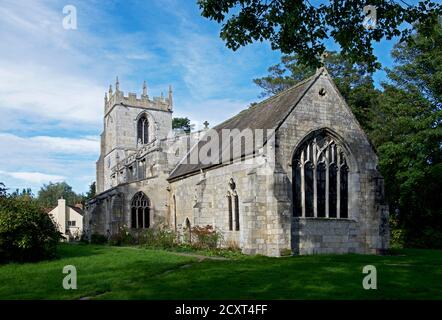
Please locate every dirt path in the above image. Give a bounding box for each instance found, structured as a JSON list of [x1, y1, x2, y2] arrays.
[[168, 251, 230, 262]]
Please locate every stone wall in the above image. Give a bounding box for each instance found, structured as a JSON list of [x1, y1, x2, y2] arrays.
[[274, 71, 389, 254], [169, 156, 275, 254], [292, 218, 361, 254]]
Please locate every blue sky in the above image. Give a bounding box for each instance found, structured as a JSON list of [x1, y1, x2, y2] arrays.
[[0, 0, 401, 194]]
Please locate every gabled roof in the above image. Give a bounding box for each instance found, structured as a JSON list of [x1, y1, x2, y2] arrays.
[[168, 69, 324, 181], [68, 205, 84, 215]]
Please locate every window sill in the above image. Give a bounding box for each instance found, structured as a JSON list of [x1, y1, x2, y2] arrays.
[[293, 217, 357, 222]]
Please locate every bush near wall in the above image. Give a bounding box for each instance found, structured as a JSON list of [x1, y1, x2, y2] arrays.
[[140, 226, 177, 249], [0, 197, 62, 263], [90, 233, 108, 245], [189, 225, 222, 249]]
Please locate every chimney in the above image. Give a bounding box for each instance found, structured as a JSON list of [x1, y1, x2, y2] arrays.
[[57, 198, 67, 236]]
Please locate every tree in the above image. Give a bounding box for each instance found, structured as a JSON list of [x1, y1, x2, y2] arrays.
[[253, 52, 380, 131], [172, 117, 191, 133], [198, 0, 441, 71], [0, 183, 6, 198], [10, 188, 34, 201], [37, 182, 82, 208], [370, 17, 442, 248], [85, 181, 96, 200], [0, 197, 62, 262]]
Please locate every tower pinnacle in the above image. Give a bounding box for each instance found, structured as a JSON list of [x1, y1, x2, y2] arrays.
[[142, 81, 148, 97], [168, 85, 173, 107]]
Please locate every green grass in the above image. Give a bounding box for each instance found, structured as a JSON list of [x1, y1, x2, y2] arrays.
[[0, 244, 441, 299]]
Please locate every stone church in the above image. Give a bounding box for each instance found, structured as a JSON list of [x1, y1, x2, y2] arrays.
[[85, 68, 389, 256]]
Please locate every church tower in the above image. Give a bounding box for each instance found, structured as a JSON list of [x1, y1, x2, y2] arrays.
[[96, 78, 173, 193]]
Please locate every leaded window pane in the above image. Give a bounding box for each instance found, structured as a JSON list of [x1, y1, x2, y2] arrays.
[[304, 162, 314, 217], [340, 165, 348, 218], [234, 195, 240, 231], [329, 164, 337, 218], [293, 161, 302, 217], [317, 162, 326, 217]]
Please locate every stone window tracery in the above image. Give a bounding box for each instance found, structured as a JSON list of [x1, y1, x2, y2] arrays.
[[137, 114, 149, 144], [131, 192, 150, 229], [227, 178, 240, 231], [293, 133, 349, 218]]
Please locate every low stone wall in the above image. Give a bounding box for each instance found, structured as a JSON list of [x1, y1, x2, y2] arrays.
[[291, 218, 362, 255]]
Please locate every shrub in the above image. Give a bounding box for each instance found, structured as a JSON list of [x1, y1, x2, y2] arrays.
[[79, 231, 89, 244], [90, 233, 107, 245], [140, 226, 177, 249], [190, 225, 222, 249], [407, 227, 442, 249], [0, 197, 62, 263], [108, 225, 135, 246], [389, 216, 405, 248]]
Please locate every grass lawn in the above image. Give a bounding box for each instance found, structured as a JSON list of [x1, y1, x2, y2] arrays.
[[0, 244, 441, 300]]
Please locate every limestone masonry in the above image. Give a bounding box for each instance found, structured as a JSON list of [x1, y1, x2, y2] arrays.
[[85, 68, 389, 256]]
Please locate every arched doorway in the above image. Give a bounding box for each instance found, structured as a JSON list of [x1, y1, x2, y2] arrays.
[[130, 192, 150, 229]]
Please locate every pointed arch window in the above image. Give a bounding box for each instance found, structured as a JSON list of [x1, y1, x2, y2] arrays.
[[227, 193, 233, 231], [130, 192, 150, 229], [292, 132, 349, 219], [227, 178, 240, 231], [137, 114, 149, 144], [234, 193, 240, 231]]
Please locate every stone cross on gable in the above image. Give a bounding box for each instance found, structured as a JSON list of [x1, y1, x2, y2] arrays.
[[203, 121, 209, 129]]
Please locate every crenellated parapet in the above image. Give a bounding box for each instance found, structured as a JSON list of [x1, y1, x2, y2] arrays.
[[104, 77, 173, 115]]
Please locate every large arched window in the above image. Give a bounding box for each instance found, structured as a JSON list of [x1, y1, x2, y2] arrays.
[[293, 132, 349, 218], [137, 114, 149, 144], [130, 192, 150, 229]]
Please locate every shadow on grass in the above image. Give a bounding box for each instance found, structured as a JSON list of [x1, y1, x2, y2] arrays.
[[55, 243, 107, 260], [100, 250, 442, 300]]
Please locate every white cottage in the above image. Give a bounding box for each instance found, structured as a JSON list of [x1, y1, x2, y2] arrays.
[[48, 199, 84, 240]]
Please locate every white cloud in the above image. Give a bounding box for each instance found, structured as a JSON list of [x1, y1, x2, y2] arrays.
[[0, 63, 104, 124], [0, 133, 97, 193], [0, 0, 279, 194], [0, 170, 65, 184], [175, 98, 252, 130], [0, 133, 99, 155]]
